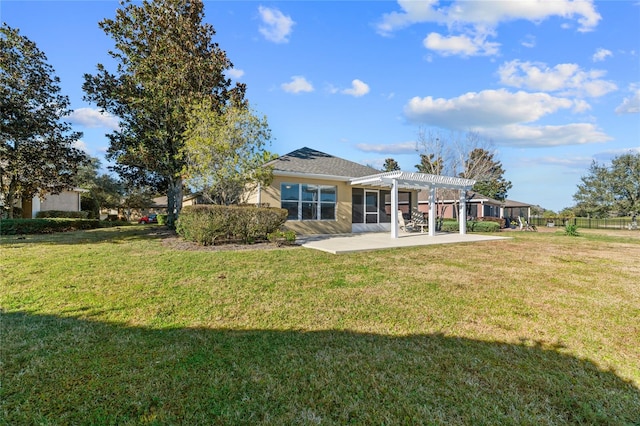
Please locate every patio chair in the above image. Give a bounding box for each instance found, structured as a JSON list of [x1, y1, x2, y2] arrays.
[[411, 208, 428, 233], [398, 210, 416, 232], [518, 216, 537, 232]]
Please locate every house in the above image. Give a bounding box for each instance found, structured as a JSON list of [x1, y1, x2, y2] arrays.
[[417, 190, 532, 222], [17, 188, 87, 218], [246, 147, 476, 238]]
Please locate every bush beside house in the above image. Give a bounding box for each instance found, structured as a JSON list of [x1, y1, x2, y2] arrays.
[[176, 205, 288, 245], [440, 220, 500, 233]]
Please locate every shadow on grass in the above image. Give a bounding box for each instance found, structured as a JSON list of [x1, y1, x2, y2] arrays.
[[0, 225, 170, 246], [3, 311, 639, 425]]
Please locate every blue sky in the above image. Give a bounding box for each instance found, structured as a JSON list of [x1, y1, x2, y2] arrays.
[[3, 0, 639, 211]]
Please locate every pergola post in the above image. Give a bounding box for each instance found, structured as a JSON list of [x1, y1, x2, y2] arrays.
[[391, 178, 398, 239], [348, 171, 476, 238], [459, 190, 467, 235], [428, 187, 436, 236]]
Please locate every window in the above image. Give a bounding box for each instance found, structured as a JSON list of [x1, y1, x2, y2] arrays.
[[281, 183, 336, 220]]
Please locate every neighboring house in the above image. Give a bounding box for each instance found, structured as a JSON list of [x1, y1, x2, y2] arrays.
[[150, 192, 204, 211], [417, 190, 532, 221], [17, 188, 87, 218], [246, 147, 476, 238]]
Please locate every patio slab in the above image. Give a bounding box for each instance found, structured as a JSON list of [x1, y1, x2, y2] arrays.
[[298, 232, 511, 254]]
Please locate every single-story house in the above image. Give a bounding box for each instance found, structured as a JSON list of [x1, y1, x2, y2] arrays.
[[246, 147, 476, 238], [16, 188, 87, 218], [151, 192, 204, 211], [417, 190, 532, 222]]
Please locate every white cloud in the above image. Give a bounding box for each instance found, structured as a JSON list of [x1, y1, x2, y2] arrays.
[[281, 76, 314, 94], [342, 79, 370, 97], [226, 68, 245, 79], [403, 89, 611, 147], [404, 89, 574, 128], [355, 141, 416, 154], [378, 0, 601, 34], [498, 60, 617, 97], [572, 99, 591, 113], [520, 155, 595, 169], [73, 139, 90, 154], [377, 1, 600, 57], [615, 84, 640, 114], [258, 6, 294, 43], [67, 108, 119, 130], [376, 0, 442, 36], [521, 34, 536, 48], [592, 47, 612, 62], [423, 32, 499, 56], [481, 123, 611, 147]]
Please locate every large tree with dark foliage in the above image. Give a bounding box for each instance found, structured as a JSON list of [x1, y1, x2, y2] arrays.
[[1, 24, 86, 218], [573, 152, 640, 218], [382, 158, 400, 172], [461, 148, 512, 201], [83, 0, 245, 225]]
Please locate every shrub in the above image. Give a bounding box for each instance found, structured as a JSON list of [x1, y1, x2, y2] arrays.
[[565, 223, 580, 237], [438, 220, 500, 233], [157, 214, 168, 225], [469, 221, 500, 232], [36, 210, 88, 219], [176, 205, 288, 245], [0, 218, 100, 235], [477, 216, 505, 228], [267, 230, 297, 246], [440, 220, 459, 232]]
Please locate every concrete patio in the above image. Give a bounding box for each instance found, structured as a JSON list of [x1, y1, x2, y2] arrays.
[[298, 232, 511, 254]]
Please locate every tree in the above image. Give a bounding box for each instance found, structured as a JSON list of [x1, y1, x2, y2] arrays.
[[415, 153, 443, 175], [1, 24, 86, 218], [83, 0, 245, 226], [573, 152, 640, 218], [461, 148, 512, 201], [181, 101, 274, 205], [74, 157, 123, 218], [415, 129, 512, 200], [382, 158, 400, 172], [415, 127, 446, 175]]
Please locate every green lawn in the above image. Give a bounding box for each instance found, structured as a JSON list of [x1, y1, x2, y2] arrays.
[[2, 226, 639, 424]]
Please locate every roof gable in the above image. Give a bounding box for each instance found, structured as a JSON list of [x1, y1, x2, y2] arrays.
[[267, 147, 380, 178]]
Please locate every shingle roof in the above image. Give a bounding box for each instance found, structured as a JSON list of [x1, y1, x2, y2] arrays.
[[266, 147, 380, 178]]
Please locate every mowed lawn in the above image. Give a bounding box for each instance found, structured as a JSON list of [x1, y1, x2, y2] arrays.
[[1, 226, 639, 425]]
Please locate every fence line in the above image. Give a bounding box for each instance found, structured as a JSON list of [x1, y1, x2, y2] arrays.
[[529, 217, 637, 230]]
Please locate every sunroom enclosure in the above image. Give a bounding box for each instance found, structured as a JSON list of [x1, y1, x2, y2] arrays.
[[351, 171, 476, 239]]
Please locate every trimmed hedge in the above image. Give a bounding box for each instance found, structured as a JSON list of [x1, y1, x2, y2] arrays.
[[36, 210, 88, 219], [0, 218, 130, 235], [176, 205, 288, 245], [440, 220, 500, 233]]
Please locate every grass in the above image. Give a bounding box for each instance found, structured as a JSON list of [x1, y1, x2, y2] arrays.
[[2, 226, 639, 424]]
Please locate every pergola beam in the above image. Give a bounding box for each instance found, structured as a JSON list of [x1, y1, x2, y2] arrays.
[[351, 171, 476, 239]]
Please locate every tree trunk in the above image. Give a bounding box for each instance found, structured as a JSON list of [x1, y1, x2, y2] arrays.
[[166, 176, 183, 227], [5, 179, 18, 219]]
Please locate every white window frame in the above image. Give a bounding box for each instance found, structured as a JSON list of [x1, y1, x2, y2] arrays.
[[281, 183, 337, 221]]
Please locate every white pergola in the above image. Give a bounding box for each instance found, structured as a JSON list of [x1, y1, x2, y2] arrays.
[[350, 171, 476, 239]]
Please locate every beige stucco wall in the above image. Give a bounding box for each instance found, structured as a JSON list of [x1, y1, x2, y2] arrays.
[[248, 175, 353, 234], [40, 190, 81, 213], [247, 175, 424, 235]]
